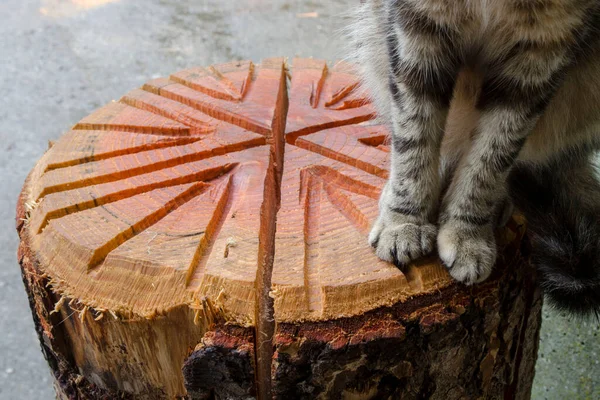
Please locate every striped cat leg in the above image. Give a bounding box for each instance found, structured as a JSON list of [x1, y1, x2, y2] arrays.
[[369, 1, 460, 266], [438, 40, 572, 284]]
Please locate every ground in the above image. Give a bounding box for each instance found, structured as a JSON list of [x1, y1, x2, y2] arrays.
[[0, 1, 598, 399]]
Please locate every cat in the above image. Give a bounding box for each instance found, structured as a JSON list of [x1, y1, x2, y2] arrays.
[[348, 0, 600, 315]]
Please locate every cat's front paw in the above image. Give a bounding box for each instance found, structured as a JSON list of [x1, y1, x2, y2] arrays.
[[369, 213, 437, 267], [437, 221, 496, 285]]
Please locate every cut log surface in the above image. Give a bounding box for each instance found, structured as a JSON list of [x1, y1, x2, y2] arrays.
[[16, 58, 541, 400]]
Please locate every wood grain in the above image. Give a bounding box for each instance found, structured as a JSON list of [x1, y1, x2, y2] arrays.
[[24, 58, 411, 324], [17, 58, 535, 399]]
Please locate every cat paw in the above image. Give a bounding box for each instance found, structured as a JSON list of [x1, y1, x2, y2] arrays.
[[437, 222, 496, 285], [369, 214, 437, 266]]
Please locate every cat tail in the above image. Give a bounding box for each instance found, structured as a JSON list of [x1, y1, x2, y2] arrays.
[[508, 161, 600, 317]]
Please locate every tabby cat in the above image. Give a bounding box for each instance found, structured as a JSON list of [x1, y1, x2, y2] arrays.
[[349, 0, 600, 314]]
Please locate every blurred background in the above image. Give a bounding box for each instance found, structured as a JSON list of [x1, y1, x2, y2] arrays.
[[0, 1, 598, 399]]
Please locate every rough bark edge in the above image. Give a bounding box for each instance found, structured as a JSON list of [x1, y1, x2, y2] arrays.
[[19, 175, 246, 400], [183, 326, 256, 400], [271, 236, 542, 399], [17, 176, 139, 400]]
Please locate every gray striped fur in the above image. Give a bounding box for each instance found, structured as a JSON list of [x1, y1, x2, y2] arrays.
[[348, 0, 600, 302]]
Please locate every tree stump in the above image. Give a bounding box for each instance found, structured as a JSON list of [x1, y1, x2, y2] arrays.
[[16, 58, 542, 400]]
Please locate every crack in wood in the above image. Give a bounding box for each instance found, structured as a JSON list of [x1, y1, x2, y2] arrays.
[[87, 182, 209, 270], [301, 171, 324, 313], [120, 89, 216, 134], [285, 58, 376, 145], [309, 63, 327, 109], [171, 61, 255, 102], [253, 58, 288, 400], [35, 137, 265, 200], [324, 81, 359, 108], [32, 163, 237, 234], [19, 58, 443, 399], [72, 102, 191, 136], [44, 132, 201, 172]]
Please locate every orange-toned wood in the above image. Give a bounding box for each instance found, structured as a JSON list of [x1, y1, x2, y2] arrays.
[[16, 58, 539, 400]]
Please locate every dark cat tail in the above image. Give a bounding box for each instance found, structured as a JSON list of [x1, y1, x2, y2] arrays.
[[508, 162, 600, 317]]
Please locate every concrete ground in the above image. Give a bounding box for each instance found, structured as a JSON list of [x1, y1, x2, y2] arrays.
[[0, 1, 597, 399]]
